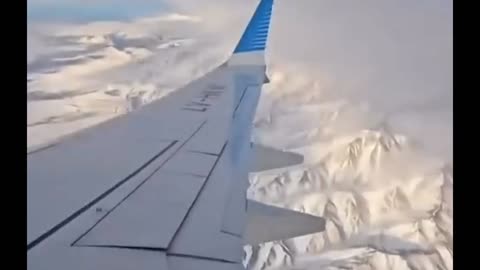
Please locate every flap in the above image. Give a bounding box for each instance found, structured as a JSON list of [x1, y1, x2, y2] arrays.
[[244, 199, 325, 245], [251, 143, 304, 172]]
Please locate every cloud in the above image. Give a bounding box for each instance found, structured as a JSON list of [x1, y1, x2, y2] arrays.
[[163, 0, 452, 111], [27, 0, 452, 159], [178, 0, 453, 160]]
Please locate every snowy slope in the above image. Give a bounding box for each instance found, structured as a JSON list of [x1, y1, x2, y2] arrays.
[[242, 62, 452, 269]]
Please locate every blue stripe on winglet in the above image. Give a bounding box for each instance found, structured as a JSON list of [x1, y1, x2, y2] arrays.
[[233, 0, 274, 53]]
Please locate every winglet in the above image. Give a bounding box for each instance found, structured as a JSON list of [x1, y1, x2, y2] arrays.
[[228, 0, 274, 66]]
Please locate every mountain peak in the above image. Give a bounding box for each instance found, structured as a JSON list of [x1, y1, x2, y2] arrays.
[[326, 128, 408, 175]]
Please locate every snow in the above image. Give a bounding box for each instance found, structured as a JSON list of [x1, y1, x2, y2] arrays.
[[27, 0, 452, 269]]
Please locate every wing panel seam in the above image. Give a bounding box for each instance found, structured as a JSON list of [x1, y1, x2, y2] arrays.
[[166, 141, 229, 250], [71, 121, 208, 247], [27, 140, 178, 251], [233, 86, 249, 117]]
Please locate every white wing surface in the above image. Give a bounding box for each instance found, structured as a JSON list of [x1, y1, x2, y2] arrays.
[[27, 1, 325, 269]]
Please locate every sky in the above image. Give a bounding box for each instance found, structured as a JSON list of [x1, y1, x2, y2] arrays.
[[27, 0, 169, 22]]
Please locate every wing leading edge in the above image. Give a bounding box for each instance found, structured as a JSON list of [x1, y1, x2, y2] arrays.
[[27, 0, 325, 269]]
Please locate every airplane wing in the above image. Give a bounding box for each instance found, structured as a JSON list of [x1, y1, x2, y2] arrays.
[[27, 0, 325, 269]]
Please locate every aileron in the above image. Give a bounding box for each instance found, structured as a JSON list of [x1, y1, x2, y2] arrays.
[[75, 172, 206, 249]]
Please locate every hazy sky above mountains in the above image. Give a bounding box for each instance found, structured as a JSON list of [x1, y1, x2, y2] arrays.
[[27, 0, 452, 161], [168, 0, 453, 161], [27, 0, 168, 22]]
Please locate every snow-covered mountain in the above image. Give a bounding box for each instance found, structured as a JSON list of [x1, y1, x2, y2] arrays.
[[247, 115, 452, 270]]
